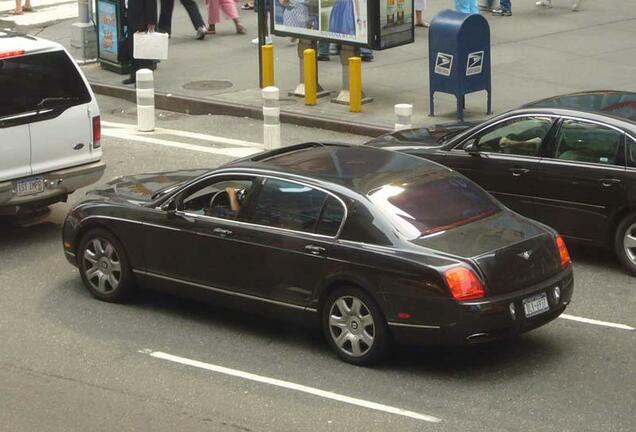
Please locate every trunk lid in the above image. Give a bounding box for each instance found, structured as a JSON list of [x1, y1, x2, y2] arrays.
[[413, 211, 562, 295]]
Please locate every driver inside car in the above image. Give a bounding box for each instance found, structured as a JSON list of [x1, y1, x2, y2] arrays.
[[206, 187, 244, 219]]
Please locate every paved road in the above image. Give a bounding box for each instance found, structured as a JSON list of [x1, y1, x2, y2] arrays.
[[1, 96, 634, 432]]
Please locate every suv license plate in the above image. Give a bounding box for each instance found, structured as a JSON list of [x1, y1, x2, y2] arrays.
[[16, 177, 45, 197], [523, 292, 549, 318]]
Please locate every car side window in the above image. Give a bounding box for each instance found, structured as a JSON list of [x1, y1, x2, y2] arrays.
[[553, 120, 624, 166], [179, 176, 256, 220], [315, 196, 346, 236], [627, 136, 636, 168], [472, 116, 553, 156], [248, 178, 328, 234]]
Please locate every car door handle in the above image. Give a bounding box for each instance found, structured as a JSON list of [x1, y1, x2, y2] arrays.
[[600, 178, 621, 187], [305, 245, 326, 255], [212, 227, 233, 237], [509, 168, 530, 177]]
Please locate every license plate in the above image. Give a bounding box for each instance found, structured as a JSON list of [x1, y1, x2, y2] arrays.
[[16, 177, 45, 197], [523, 292, 549, 318]]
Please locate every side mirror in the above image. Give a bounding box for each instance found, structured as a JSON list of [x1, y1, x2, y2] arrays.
[[463, 139, 479, 155], [162, 199, 177, 217]]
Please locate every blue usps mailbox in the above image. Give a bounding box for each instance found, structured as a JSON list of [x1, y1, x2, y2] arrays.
[[428, 10, 492, 121]]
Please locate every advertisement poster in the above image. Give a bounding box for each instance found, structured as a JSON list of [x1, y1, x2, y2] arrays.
[[379, 0, 413, 49], [97, 0, 118, 62], [273, 0, 369, 45]]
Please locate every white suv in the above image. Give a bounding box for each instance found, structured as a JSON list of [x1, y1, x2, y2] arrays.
[[0, 30, 105, 214]]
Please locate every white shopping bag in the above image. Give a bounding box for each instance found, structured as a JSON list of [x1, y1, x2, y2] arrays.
[[133, 31, 169, 60]]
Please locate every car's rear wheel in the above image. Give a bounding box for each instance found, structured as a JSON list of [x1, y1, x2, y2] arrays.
[[322, 287, 389, 366], [78, 228, 134, 302], [615, 213, 636, 276]]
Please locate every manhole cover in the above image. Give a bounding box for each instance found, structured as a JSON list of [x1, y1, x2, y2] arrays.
[[182, 80, 233, 91]]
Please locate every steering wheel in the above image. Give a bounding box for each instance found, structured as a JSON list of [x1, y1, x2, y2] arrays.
[[208, 190, 230, 215]]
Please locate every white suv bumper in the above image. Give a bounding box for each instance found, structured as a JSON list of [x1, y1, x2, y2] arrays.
[[0, 161, 106, 209]]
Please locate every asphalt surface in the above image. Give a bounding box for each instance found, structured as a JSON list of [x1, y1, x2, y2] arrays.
[[1, 96, 635, 432]]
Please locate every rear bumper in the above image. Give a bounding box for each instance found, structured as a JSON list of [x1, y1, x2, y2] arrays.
[[389, 268, 574, 346], [0, 161, 106, 210]]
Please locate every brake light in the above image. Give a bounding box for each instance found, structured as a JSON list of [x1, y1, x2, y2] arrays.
[[556, 234, 571, 268], [444, 267, 485, 301], [92, 116, 101, 149], [0, 50, 25, 59]]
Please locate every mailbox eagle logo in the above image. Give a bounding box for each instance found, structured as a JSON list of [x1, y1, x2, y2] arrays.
[[466, 51, 484, 76], [434, 53, 453, 77]]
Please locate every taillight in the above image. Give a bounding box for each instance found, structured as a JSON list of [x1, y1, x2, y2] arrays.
[[0, 49, 25, 59], [92, 116, 101, 149], [444, 267, 485, 301], [556, 234, 571, 268]]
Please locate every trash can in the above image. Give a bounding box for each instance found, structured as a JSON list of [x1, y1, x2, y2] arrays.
[[96, 0, 131, 74], [428, 9, 491, 120]]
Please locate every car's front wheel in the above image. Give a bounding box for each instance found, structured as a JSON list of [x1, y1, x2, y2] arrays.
[[78, 228, 134, 302], [322, 287, 389, 366], [615, 213, 636, 276]]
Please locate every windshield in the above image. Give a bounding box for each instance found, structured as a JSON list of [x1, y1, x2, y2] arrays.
[[368, 173, 500, 240]]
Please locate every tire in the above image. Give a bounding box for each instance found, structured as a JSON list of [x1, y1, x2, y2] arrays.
[[321, 287, 390, 366], [615, 213, 636, 276], [77, 228, 135, 302]]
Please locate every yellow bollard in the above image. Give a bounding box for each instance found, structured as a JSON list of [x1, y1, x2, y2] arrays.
[[303, 48, 317, 106], [262, 44, 274, 87], [349, 56, 362, 113]]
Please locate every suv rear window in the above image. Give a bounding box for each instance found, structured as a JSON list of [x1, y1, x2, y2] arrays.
[[0, 50, 90, 118], [368, 174, 499, 239]]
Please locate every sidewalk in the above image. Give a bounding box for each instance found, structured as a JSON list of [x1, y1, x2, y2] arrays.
[[32, 0, 636, 134]]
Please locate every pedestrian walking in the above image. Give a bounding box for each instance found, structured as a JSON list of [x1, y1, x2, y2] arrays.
[[122, 0, 158, 85], [415, 0, 428, 27], [158, 0, 207, 39], [455, 0, 478, 14], [205, 0, 246, 34], [535, 0, 581, 11], [491, 0, 511, 16], [12, 0, 33, 14]]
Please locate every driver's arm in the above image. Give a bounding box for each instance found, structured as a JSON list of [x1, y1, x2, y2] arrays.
[[225, 187, 240, 212]]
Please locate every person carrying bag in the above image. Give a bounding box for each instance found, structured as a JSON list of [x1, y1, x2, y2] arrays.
[[123, 0, 159, 85]]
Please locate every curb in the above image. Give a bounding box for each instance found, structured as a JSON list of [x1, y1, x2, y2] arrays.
[[89, 81, 392, 138]]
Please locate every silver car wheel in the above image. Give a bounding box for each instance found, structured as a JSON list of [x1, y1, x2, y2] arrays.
[[82, 238, 122, 294], [328, 295, 375, 358], [624, 223, 636, 264]]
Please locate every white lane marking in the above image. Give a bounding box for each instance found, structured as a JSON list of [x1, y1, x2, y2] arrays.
[[140, 349, 441, 423], [101, 120, 262, 148], [102, 128, 262, 158], [559, 314, 634, 331]]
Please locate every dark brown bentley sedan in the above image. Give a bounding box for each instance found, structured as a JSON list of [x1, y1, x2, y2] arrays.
[[367, 106, 636, 275], [63, 144, 573, 365]]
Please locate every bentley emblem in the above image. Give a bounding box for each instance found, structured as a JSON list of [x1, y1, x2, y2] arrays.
[[518, 250, 533, 260]]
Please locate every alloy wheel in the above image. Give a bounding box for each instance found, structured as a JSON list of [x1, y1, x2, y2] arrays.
[[623, 222, 636, 264], [82, 238, 122, 294], [328, 296, 375, 358]]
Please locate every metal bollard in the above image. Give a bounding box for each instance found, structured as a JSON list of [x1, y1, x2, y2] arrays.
[[136, 69, 155, 132], [349, 57, 362, 113], [262, 86, 281, 150], [261, 44, 275, 88], [394, 104, 413, 131], [303, 48, 317, 106]]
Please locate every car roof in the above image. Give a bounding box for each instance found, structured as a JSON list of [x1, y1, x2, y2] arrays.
[[226, 143, 452, 195], [522, 90, 636, 123], [0, 29, 64, 55]]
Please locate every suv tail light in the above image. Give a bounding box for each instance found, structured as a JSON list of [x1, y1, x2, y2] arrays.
[[444, 267, 485, 301], [0, 49, 25, 59], [556, 234, 571, 269], [92, 116, 101, 149]]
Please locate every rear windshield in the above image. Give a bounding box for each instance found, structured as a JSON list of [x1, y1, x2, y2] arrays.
[[0, 50, 90, 118], [368, 174, 499, 239]]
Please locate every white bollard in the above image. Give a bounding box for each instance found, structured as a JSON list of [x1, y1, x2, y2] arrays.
[[136, 69, 155, 132], [262, 86, 281, 150], [394, 103, 413, 131]]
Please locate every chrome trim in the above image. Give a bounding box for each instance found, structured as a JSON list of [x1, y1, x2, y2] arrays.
[[492, 191, 606, 210], [171, 170, 349, 239], [81, 215, 183, 232], [387, 322, 441, 329], [539, 158, 626, 172], [133, 269, 317, 313]]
